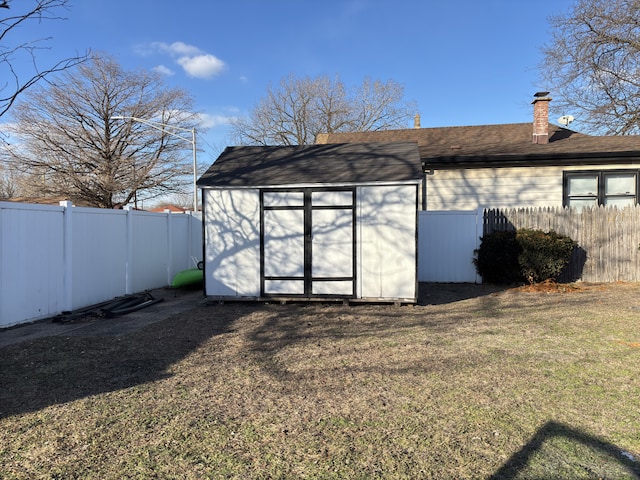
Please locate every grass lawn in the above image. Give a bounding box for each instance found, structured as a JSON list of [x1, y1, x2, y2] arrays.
[[1, 283, 640, 479]]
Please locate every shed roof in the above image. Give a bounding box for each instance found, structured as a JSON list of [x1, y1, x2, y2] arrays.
[[197, 142, 423, 188]]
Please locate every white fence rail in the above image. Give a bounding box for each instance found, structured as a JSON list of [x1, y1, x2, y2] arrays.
[[0, 201, 202, 328], [418, 210, 482, 283]]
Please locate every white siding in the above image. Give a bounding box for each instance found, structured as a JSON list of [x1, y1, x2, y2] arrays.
[[203, 189, 261, 297], [426, 164, 640, 211], [426, 166, 563, 211], [357, 185, 417, 300]]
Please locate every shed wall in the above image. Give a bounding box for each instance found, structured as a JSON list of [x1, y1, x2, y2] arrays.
[[203, 188, 261, 297], [357, 185, 417, 300], [203, 184, 418, 301]]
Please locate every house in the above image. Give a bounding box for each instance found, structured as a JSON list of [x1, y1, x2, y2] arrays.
[[316, 93, 640, 211], [149, 204, 187, 213], [196, 142, 423, 302]]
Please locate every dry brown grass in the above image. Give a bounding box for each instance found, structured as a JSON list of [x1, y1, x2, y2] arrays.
[[1, 283, 640, 479]]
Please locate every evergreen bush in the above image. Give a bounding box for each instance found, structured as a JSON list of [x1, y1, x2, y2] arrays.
[[473, 230, 521, 284], [516, 229, 577, 284], [474, 229, 577, 285]]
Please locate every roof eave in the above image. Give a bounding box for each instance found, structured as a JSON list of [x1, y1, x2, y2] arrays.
[[198, 179, 423, 190], [423, 151, 640, 169]]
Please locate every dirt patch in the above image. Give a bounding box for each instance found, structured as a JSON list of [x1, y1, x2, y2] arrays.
[[516, 279, 610, 294], [419, 282, 506, 304]]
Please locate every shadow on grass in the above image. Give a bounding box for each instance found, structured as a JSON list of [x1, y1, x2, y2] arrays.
[[418, 282, 508, 306], [0, 304, 250, 420], [0, 288, 499, 420], [244, 301, 482, 382], [490, 421, 640, 479]]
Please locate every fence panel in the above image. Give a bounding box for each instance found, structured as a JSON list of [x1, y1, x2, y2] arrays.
[[169, 214, 190, 278], [71, 207, 128, 309], [484, 206, 640, 282], [0, 203, 65, 328], [0, 202, 202, 328], [130, 211, 172, 293], [418, 210, 481, 283]]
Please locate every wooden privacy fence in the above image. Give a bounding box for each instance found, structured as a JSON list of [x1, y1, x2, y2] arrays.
[[0, 201, 202, 328], [484, 206, 640, 283]]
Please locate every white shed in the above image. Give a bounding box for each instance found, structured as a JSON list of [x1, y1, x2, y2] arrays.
[[196, 142, 422, 303]]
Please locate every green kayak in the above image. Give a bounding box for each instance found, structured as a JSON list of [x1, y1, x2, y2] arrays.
[[171, 268, 204, 288]]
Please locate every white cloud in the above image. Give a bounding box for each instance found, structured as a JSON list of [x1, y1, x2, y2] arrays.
[[177, 54, 225, 79], [196, 112, 237, 129], [141, 41, 226, 80], [151, 41, 202, 57], [153, 65, 175, 76]]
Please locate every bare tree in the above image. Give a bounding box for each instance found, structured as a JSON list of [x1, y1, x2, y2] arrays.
[[151, 192, 194, 211], [0, 0, 87, 118], [2, 53, 201, 208], [0, 166, 20, 199], [541, 0, 640, 134], [231, 74, 417, 145]]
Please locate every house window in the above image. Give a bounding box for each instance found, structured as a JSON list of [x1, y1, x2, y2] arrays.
[[564, 170, 638, 209]]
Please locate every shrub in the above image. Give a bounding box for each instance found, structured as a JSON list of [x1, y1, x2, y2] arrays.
[[516, 229, 577, 284], [473, 230, 522, 284], [474, 229, 577, 285]]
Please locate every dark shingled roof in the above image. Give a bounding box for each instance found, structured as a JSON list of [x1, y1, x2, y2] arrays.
[[197, 142, 422, 187], [316, 123, 640, 168]]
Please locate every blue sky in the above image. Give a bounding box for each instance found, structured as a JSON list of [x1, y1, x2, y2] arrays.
[[6, 0, 574, 166]]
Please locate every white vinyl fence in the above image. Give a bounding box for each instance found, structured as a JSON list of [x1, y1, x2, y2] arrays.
[[0, 201, 202, 328], [418, 209, 482, 283]]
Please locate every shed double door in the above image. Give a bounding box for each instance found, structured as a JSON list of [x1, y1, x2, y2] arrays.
[[261, 188, 356, 297]]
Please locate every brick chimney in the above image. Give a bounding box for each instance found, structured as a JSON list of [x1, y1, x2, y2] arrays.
[[532, 91, 551, 144], [414, 113, 421, 129]]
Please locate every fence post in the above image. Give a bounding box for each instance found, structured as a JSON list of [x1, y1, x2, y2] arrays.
[[475, 206, 484, 283], [124, 206, 134, 295], [190, 211, 200, 264], [166, 210, 174, 285], [188, 211, 194, 263], [60, 201, 74, 312]]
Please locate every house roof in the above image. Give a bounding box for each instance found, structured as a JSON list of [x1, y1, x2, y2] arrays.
[[316, 123, 640, 168], [197, 142, 423, 188], [149, 205, 187, 213]]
